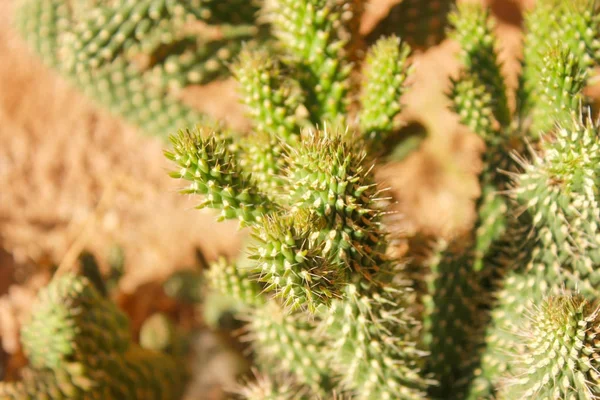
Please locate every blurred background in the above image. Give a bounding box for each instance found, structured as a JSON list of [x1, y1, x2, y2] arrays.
[[1, 0, 595, 398]]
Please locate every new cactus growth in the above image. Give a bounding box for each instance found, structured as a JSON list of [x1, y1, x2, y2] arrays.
[[14, 0, 265, 136], [0, 273, 185, 400]]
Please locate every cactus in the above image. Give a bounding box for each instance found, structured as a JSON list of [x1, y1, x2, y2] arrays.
[[12, 0, 600, 398], [165, 0, 425, 398], [0, 273, 185, 400], [161, 0, 600, 398], [500, 294, 600, 399], [440, 1, 600, 399], [13, 0, 265, 136]]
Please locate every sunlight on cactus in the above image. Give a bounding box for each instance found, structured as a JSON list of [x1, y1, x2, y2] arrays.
[[160, 0, 600, 398], [13, 0, 265, 136]]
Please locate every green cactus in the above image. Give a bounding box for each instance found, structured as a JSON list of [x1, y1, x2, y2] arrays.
[[499, 294, 600, 399], [0, 273, 185, 400], [10, 0, 590, 398], [262, 0, 353, 124], [359, 35, 413, 150], [14, 0, 265, 137], [164, 1, 425, 396], [161, 0, 600, 397], [234, 371, 310, 400], [440, 1, 600, 398]]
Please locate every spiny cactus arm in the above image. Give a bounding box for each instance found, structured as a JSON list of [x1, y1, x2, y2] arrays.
[[366, 0, 456, 49], [206, 257, 265, 307], [449, 73, 498, 145], [359, 35, 413, 149], [232, 47, 304, 140], [234, 370, 311, 400], [165, 128, 275, 226], [512, 114, 600, 297], [448, 14, 521, 187], [115, 344, 186, 400], [245, 301, 335, 397], [231, 45, 305, 196], [264, 0, 352, 124], [20, 273, 131, 370], [62, 1, 254, 89], [13, 0, 69, 68], [422, 249, 490, 398], [449, 3, 511, 128], [207, 257, 335, 395], [517, 0, 600, 126], [323, 283, 427, 400], [7, 273, 185, 400], [14, 0, 265, 138], [499, 294, 600, 399], [61, 0, 199, 72], [284, 129, 389, 280], [146, 38, 248, 90], [75, 59, 208, 136], [471, 186, 510, 272], [516, 0, 558, 122], [466, 270, 551, 400], [558, 0, 600, 68], [248, 210, 343, 313], [528, 46, 588, 135], [238, 132, 289, 199]]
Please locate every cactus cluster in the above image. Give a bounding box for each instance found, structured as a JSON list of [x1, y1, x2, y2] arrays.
[[6, 0, 600, 398], [437, 1, 600, 398], [0, 273, 184, 399], [164, 0, 600, 399], [13, 0, 265, 136], [165, 1, 427, 398]]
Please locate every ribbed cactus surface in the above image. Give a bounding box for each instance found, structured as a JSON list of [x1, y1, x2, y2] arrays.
[[160, 0, 600, 398], [0, 274, 185, 400], [14, 0, 264, 136]]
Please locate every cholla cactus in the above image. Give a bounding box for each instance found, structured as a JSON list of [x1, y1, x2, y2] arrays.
[[436, 1, 600, 398], [13, 0, 265, 136], [158, 0, 600, 398], [0, 273, 185, 399], [165, 0, 423, 398], [166, 0, 600, 399], [500, 294, 600, 399], [232, 369, 310, 400]]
